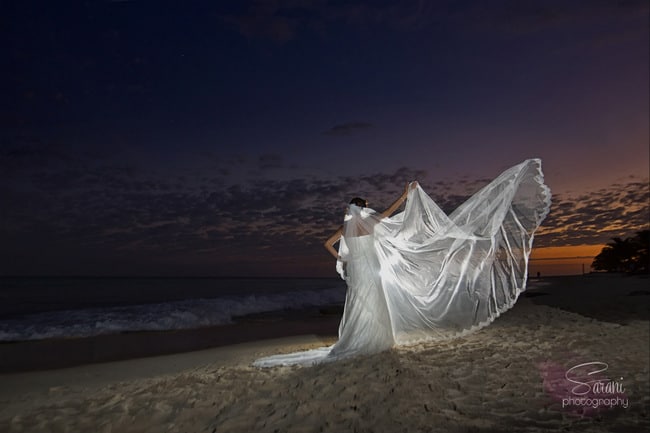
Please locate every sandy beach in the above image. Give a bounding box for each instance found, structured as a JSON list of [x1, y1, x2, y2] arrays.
[[1, 274, 648, 433]]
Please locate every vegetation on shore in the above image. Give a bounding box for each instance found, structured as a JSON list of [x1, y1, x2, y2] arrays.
[[592, 230, 649, 274]]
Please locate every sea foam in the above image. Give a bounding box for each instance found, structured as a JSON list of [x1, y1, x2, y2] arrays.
[[0, 286, 345, 342]]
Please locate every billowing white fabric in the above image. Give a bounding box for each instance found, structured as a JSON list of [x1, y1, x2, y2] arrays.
[[253, 159, 551, 367]]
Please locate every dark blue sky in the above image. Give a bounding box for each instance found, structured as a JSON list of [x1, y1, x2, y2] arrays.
[[2, 0, 648, 276]]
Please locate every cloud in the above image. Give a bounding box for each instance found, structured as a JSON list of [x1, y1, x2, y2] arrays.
[[1, 154, 429, 275], [323, 121, 373, 136], [534, 178, 650, 247], [258, 153, 283, 170], [3, 149, 648, 275], [218, 0, 649, 46], [222, 11, 296, 43], [469, 0, 650, 42], [219, 0, 441, 43], [0, 139, 74, 173]]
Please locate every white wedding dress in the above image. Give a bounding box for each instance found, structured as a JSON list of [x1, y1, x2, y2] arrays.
[[253, 159, 551, 367]]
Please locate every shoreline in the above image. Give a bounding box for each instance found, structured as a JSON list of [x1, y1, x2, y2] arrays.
[[0, 335, 333, 401], [0, 306, 342, 374], [0, 274, 648, 433], [1, 274, 648, 374]]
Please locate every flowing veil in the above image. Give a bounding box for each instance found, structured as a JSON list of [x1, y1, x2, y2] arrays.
[[253, 159, 551, 367]]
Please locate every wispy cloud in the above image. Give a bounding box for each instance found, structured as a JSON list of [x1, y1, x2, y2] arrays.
[[218, 0, 649, 45], [257, 153, 283, 170], [441, 0, 649, 39], [221, 8, 296, 43], [323, 121, 373, 136], [219, 0, 440, 43]]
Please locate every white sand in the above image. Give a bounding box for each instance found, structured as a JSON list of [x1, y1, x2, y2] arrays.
[[1, 276, 648, 433]]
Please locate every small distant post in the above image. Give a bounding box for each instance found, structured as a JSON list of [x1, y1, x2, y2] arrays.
[[582, 263, 585, 275]]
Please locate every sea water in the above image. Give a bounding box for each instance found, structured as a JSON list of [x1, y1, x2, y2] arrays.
[[0, 277, 346, 342]]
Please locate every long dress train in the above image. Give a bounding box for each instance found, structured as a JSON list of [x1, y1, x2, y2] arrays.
[[253, 159, 551, 367]]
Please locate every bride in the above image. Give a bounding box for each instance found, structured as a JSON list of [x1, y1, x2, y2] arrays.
[[253, 159, 551, 367]]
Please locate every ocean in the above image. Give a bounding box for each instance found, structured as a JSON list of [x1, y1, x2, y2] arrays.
[[0, 277, 347, 342]]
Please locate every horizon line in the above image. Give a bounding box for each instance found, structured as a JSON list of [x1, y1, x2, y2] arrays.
[[530, 256, 597, 261]]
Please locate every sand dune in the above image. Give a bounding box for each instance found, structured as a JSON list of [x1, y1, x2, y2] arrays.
[[1, 275, 648, 433]]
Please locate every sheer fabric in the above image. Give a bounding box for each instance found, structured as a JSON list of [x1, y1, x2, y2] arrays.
[[253, 159, 551, 367]]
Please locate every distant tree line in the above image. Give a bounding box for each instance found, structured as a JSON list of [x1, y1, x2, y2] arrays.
[[592, 230, 649, 273]]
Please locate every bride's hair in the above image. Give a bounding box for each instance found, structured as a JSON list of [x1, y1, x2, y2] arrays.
[[349, 197, 367, 207]]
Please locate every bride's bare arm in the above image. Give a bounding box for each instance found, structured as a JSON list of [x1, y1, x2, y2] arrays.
[[324, 226, 343, 259], [325, 182, 417, 258], [380, 182, 418, 218]]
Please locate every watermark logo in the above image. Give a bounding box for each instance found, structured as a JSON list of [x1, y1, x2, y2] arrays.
[[538, 360, 628, 416]]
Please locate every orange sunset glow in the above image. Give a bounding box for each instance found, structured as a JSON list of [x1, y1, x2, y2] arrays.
[[529, 244, 606, 276]]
